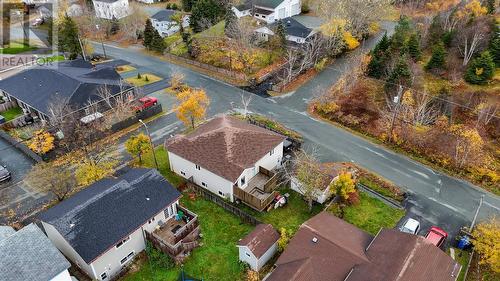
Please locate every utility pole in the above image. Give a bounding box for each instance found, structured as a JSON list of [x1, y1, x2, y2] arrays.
[[470, 195, 484, 230], [139, 119, 159, 170], [77, 34, 87, 60], [388, 84, 404, 142], [95, 24, 107, 59]]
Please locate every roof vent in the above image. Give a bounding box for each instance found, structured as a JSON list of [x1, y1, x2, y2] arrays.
[[287, 20, 291, 26], [312, 237, 318, 243], [146, 197, 150, 201], [69, 223, 75, 228]]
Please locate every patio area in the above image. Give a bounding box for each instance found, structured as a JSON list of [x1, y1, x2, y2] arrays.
[[233, 167, 279, 211]]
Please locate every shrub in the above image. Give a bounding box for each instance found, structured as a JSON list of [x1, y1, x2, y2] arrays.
[[172, 3, 178, 9], [145, 241, 174, 269], [137, 72, 142, 79], [464, 51, 495, 84], [425, 42, 446, 71], [490, 35, 500, 67], [145, 75, 150, 82], [314, 57, 328, 71], [301, 3, 310, 13], [166, 3, 171, 9]]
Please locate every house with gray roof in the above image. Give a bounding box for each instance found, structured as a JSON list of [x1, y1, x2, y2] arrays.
[[0, 224, 72, 281], [232, 0, 301, 23], [38, 168, 200, 281], [150, 9, 190, 37], [255, 15, 322, 44], [0, 59, 133, 122], [92, 0, 129, 19]]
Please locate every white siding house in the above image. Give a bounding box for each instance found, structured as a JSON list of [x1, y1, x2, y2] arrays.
[[38, 168, 192, 281], [166, 115, 286, 206], [237, 224, 280, 271], [92, 0, 129, 20], [233, 0, 301, 23], [255, 16, 319, 44], [150, 10, 190, 37]]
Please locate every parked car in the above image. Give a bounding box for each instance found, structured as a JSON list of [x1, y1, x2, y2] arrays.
[[425, 226, 448, 247], [0, 165, 12, 183], [32, 18, 44, 26], [133, 97, 158, 112], [399, 218, 420, 235]]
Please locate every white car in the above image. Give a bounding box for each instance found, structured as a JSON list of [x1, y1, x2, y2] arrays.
[[399, 218, 420, 235]]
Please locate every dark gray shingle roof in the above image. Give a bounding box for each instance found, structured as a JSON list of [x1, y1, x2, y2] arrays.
[[269, 17, 312, 39], [39, 168, 181, 264], [254, 0, 284, 9], [0, 224, 71, 281], [0, 226, 16, 242], [0, 59, 131, 116], [151, 9, 176, 22]]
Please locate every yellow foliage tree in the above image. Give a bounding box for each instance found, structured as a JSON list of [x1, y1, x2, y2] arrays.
[[330, 172, 356, 202], [75, 157, 118, 186], [464, 0, 488, 17], [125, 133, 151, 163], [28, 130, 55, 155], [449, 124, 485, 168], [471, 217, 500, 273], [277, 228, 292, 253], [175, 87, 210, 129], [343, 31, 360, 50]]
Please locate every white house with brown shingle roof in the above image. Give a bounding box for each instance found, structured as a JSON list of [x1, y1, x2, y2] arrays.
[[165, 115, 285, 202], [237, 224, 280, 271]]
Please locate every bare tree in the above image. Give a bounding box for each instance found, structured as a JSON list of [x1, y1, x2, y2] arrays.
[[121, 3, 148, 43], [25, 161, 77, 202], [456, 19, 489, 66], [240, 92, 252, 117]]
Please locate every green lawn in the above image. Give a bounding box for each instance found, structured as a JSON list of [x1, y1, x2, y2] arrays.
[[193, 21, 225, 39], [0, 42, 37, 54], [358, 174, 404, 202], [125, 148, 253, 281], [240, 187, 323, 233], [342, 192, 405, 235], [449, 248, 470, 281], [133, 147, 184, 187], [125, 73, 163, 87], [1, 107, 23, 121]]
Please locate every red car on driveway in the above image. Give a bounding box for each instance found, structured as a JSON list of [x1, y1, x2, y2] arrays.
[[425, 226, 448, 248], [133, 97, 158, 112]]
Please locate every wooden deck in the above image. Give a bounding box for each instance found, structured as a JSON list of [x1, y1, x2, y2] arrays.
[[233, 167, 280, 211]]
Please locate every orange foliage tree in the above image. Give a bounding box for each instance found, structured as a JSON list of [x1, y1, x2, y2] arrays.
[[175, 87, 210, 129]]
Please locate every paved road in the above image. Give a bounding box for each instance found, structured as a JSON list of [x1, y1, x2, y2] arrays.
[[94, 22, 499, 241]]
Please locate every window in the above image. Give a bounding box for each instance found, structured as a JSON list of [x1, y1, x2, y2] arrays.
[[195, 164, 201, 170], [218, 191, 224, 196], [241, 176, 246, 186], [270, 148, 275, 156], [246, 252, 251, 257], [115, 236, 130, 248], [148, 217, 155, 224], [181, 171, 186, 176], [100, 272, 108, 280], [120, 251, 135, 265], [202, 182, 207, 187]]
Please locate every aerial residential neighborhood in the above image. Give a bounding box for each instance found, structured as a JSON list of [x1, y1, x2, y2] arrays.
[[0, 0, 499, 281]]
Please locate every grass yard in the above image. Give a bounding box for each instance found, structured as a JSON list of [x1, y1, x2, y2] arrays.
[[0, 42, 37, 54], [341, 192, 405, 235], [1, 107, 23, 121], [125, 148, 254, 281], [125, 73, 162, 87], [448, 248, 470, 281], [116, 65, 136, 73], [194, 21, 225, 39], [241, 187, 323, 233], [358, 173, 404, 202]]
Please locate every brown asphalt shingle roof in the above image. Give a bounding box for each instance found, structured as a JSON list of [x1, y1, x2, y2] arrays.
[[238, 224, 280, 258], [267, 212, 461, 281], [165, 115, 285, 182]]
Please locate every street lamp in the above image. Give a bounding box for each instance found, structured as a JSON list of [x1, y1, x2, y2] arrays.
[[95, 24, 107, 59], [139, 119, 159, 170]]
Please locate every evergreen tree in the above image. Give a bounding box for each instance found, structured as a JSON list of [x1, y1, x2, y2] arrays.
[[486, 0, 496, 14], [425, 42, 446, 71], [275, 20, 287, 50], [151, 29, 166, 53], [442, 30, 454, 47], [464, 51, 496, 84], [490, 29, 500, 67], [427, 14, 443, 46], [47, 18, 53, 46], [182, 0, 194, 12], [190, 0, 224, 32], [366, 54, 385, 79], [143, 19, 154, 50], [385, 57, 411, 91], [58, 15, 82, 60], [224, 8, 238, 38], [407, 33, 421, 61], [110, 17, 120, 35], [373, 32, 390, 54], [390, 16, 412, 54]]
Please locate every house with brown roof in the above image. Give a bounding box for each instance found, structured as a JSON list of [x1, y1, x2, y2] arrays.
[[265, 212, 461, 281], [165, 115, 286, 211], [237, 224, 280, 271]]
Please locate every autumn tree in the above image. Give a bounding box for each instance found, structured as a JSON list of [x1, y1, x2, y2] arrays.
[[28, 130, 55, 155], [25, 161, 76, 201], [170, 72, 186, 91], [464, 51, 496, 84], [224, 8, 239, 38], [330, 172, 357, 204], [125, 133, 151, 163], [175, 87, 210, 129], [277, 228, 292, 252], [471, 217, 500, 273], [121, 3, 148, 43], [449, 124, 485, 169]]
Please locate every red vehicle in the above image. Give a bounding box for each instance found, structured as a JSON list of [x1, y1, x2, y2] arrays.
[[133, 97, 158, 112], [425, 226, 448, 248]]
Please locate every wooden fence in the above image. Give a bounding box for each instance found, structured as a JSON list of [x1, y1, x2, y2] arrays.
[[0, 100, 17, 112], [188, 182, 262, 226]]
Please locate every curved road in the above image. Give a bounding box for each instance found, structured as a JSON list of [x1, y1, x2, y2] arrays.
[[97, 24, 498, 238]]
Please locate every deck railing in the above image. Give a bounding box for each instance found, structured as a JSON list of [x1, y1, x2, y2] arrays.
[[233, 185, 278, 211]]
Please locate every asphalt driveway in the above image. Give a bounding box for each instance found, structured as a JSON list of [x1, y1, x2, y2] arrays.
[[0, 138, 34, 187]]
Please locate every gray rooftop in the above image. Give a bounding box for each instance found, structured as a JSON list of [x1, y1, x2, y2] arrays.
[[0, 226, 15, 242], [151, 9, 176, 22], [39, 168, 181, 264], [269, 17, 313, 39], [0, 59, 131, 116], [254, 0, 284, 9], [292, 15, 324, 29], [0, 224, 71, 281]]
